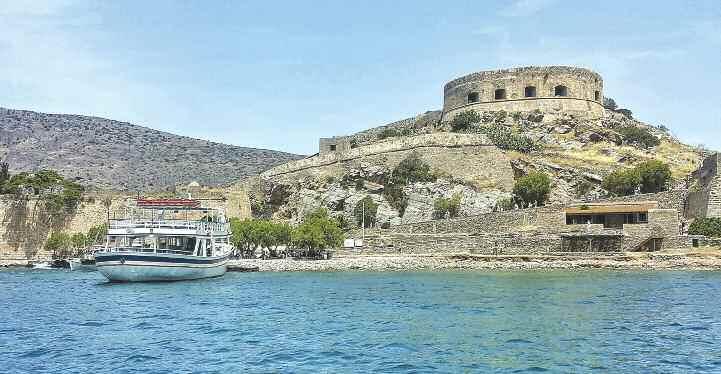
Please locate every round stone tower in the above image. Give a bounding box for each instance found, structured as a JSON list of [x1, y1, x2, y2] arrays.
[[442, 66, 604, 121]]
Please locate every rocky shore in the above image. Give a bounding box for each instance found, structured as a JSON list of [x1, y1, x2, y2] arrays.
[[228, 249, 721, 272]]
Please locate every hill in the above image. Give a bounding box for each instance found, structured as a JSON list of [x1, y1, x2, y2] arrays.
[[240, 107, 706, 226], [0, 108, 303, 190]]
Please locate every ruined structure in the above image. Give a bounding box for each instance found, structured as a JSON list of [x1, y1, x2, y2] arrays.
[[442, 66, 604, 122], [687, 153, 721, 218]]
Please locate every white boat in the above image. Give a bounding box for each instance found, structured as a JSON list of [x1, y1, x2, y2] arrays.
[[95, 198, 234, 282], [68, 245, 103, 271]]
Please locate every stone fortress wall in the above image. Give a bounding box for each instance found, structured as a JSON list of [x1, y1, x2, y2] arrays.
[[686, 153, 721, 218], [265, 133, 515, 192], [441, 66, 604, 122]]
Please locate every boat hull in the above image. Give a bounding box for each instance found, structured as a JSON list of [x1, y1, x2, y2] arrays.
[[95, 252, 229, 282], [68, 259, 96, 271]]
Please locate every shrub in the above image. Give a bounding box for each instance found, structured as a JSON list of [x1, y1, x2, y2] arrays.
[[353, 196, 378, 228], [575, 180, 594, 197], [450, 110, 481, 132], [689, 218, 721, 238], [383, 152, 435, 216], [602, 161, 671, 196], [478, 125, 540, 153], [602, 168, 641, 196], [618, 126, 660, 149], [378, 128, 401, 140], [603, 97, 617, 111], [433, 193, 462, 219], [496, 197, 515, 211], [513, 172, 551, 207], [636, 160, 672, 193], [616, 109, 633, 118]]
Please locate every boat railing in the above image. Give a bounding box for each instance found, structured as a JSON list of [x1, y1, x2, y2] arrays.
[[109, 220, 229, 233], [104, 247, 195, 256]]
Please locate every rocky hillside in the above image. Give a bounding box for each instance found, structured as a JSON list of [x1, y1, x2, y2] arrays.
[[0, 108, 302, 190], [240, 107, 705, 227]]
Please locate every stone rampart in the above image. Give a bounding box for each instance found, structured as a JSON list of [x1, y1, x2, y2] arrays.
[[262, 133, 515, 191]]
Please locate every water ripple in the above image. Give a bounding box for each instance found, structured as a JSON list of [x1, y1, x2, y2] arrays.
[[2, 269, 721, 373]]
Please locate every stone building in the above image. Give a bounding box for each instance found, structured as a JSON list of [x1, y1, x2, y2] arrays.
[[687, 153, 721, 218], [319, 137, 352, 155], [441, 66, 604, 122]]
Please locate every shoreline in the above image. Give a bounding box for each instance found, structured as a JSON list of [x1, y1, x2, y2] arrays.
[[228, 249, 721, 272]]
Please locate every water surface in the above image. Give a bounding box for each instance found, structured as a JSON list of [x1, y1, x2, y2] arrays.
[[2, 269, 721, 373]]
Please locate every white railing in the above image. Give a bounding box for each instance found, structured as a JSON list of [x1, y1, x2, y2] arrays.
[[109, 219, 229, 234]]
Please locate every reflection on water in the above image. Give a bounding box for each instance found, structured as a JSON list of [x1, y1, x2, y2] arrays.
[[2, 269, 721, 373]]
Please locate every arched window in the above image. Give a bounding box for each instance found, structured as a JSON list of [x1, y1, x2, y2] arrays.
[[467, 92, 479, 103], [554, 85, 568, 97], [494, 89, 506, 100], [524, 86, 537, 98], [594, 91, 600, 101]]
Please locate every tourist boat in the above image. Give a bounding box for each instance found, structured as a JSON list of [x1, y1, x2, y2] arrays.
[[95, 198, 234, 282]]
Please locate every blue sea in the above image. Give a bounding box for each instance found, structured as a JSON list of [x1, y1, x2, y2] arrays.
[[2, 269, 721, 373]]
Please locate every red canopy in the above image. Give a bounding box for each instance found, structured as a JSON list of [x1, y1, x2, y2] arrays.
[[136, 198, 201, 208]]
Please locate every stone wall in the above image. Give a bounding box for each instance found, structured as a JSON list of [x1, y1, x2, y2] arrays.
[[263, 133, 515, 191], [686, 153, 720, 218], [442, 66, 604, 121], [385, 205, 564, 235], [0, 195, 128, 260]]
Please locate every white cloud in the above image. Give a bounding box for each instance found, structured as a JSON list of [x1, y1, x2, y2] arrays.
[[500, 0, 558, 17]]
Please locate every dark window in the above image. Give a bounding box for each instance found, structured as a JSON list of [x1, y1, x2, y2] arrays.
[[329, 144, 336, 151], [594, 90, 600, 101], [494, 89, 506, 100], [524, 86, 536, 97], [467, 92, 479, 103], [554, 85, 568, 97]]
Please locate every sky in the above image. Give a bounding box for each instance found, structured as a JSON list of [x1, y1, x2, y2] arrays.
[[1, 0, 719, 155]]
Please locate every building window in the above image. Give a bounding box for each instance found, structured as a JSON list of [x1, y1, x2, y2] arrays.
[[524, 86, 536, 98], [594, 90, 600, 101], [467, 92, 479, 103], [494, 89, 506, 100], [329, 145, 336, 151], [554, 85, 568, 97]]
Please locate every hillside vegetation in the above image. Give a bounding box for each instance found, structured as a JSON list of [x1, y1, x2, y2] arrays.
[[0, 107, 302, 191]]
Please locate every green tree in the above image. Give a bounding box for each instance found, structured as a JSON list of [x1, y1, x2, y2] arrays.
[[383, 152, 436, 216], [291, 209, 343, 253], [513, 172, 551, 207], [353, 196, 378, 228], [71, 232, 87, 252], [689, 218, 721, 237], [602, 168, 641, 196], [450, 110, 481, 132], [618, 126, 660, 149], [636, 160, 672, 193], [45, 232, 72, 258]]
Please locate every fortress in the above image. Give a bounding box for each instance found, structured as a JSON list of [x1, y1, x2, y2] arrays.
[[441, 66, 604, 121], [321, 65, 605, 154]]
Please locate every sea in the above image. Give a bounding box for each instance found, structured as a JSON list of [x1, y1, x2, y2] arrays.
[[1, 269, 721, 373]]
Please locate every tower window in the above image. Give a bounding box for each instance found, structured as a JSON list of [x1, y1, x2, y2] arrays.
[[494, 89, 506, 100], [524, 86, 537, 98], [554, 85, 568, 97], [329, 145, 336, 151], [594, 90, 600, 101], [467, 92, 479, 103]]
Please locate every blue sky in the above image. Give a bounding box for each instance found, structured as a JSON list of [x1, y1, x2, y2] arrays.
[[1, 0, 719, 155]]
